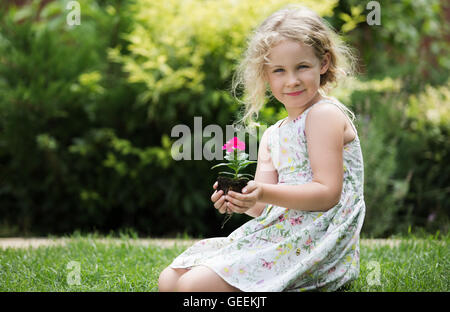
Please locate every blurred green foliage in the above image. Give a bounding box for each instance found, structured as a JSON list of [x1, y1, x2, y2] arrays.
[[0, 0, 448, 238], [330, 0, 450, 89]]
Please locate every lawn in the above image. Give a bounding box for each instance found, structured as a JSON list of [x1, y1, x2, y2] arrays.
[[0, 232, 448, 292]]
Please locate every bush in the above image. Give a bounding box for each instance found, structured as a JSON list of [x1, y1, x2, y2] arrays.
[[101, 0, 337, 237], [330, 0, 450, 90], [0, 0, 448, 238], [1, 0, 335, 237], [397, 82, 450, 234], [0, 0, 144, 235], [331, 78, 449, 237]]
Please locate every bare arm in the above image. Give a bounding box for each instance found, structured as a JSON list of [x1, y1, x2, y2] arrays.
[[245, 127, 278, 218], [259, 104, 345, 212]]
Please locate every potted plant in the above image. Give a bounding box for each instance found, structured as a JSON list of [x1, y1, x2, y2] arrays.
[[211, 136, 257, 227]]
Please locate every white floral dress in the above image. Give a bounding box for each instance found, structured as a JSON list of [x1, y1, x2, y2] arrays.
[[170, 97, 366, 292]]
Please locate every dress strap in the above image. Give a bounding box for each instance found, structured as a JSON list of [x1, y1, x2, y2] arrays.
[[321, 97, 358, 136]]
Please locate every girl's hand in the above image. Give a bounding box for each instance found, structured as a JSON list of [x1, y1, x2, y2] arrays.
[[225, 180, 263, 214], [211, 181, 230, 215]]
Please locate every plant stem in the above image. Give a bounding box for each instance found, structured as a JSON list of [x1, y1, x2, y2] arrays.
[[234, 149, 239, 179]]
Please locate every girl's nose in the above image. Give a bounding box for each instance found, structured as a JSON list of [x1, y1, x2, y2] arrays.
[[286, 73, 300, 87]]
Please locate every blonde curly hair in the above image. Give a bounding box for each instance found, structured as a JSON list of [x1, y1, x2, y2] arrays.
[[231, 4, 359, 132]]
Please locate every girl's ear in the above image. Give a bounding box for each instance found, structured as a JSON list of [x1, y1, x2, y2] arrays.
[[320, 52, 331, 75]]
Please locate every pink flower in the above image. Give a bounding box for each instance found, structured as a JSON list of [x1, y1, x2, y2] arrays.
[[290, 216, 304, 225], [261, 259, 274, 269], [222, 137, 245, 152], [305, 236, 312, 246]]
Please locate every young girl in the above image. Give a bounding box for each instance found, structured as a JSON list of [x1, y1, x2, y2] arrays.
[[159, 4, 365, 292]]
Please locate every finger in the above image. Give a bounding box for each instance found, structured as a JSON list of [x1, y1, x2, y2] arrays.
[[227, 190, 250, 202], [213, 194, 225, 208], [242, 180, 256, 194], [227, 201, 248, 214], [213, 181, 218, 189], [219, 204, 228, 214], [214, 195, 227, 213], [210, 189, 223, 202], [225, 194, 248, 208], [218, 200, 228, 214]]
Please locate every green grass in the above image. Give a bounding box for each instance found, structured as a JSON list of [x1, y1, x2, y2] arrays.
[[0, 234, 188, 292], [345, 236, 449, 291], [0, 232, 448, 292]]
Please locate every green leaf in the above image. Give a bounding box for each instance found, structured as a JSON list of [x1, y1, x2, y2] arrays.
[[14, 5, 33, 22], [218, 171, 235, 177], [350, 6, 363, 17], [210, 163, 231, 170], [237, 160, 257, 170], [237, 173, 254, 179], [339, 12, 352, 22]]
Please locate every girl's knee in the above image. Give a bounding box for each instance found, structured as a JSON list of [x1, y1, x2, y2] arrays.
[[175, 271, 198, 292], [158, 267, 188, 292], [175, 266, 240, 292], [158, 267, 174, 292]]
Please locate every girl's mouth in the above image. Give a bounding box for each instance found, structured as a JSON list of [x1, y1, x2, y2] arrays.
[[286, 90, 304, 96]]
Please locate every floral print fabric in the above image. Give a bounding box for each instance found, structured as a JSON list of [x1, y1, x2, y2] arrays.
[[170, 97, 366, 291]]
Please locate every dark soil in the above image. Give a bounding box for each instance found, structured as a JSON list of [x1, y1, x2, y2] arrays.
[[217, 176, 248, 196], [216, 176, 249, 228]]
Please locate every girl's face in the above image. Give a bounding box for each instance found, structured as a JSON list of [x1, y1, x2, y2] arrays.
[[264, 39, 330, 116]]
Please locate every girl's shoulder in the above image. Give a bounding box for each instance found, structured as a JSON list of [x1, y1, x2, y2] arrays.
[[306, 103, 346, 133], [308, 97, 360, 145], [308, 99, 345, 119], [309, 97, 357, 130], [310, 96, 343, 112]]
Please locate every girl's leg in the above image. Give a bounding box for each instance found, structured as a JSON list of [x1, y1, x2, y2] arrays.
[[175, 265, 241, 292], [158, 267, 190, 292]]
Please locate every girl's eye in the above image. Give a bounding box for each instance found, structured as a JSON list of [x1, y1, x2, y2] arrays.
[[273, 65, 308, 73]]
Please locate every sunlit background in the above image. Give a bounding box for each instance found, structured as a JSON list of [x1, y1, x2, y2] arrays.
[[0, 0, 448, 239]]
